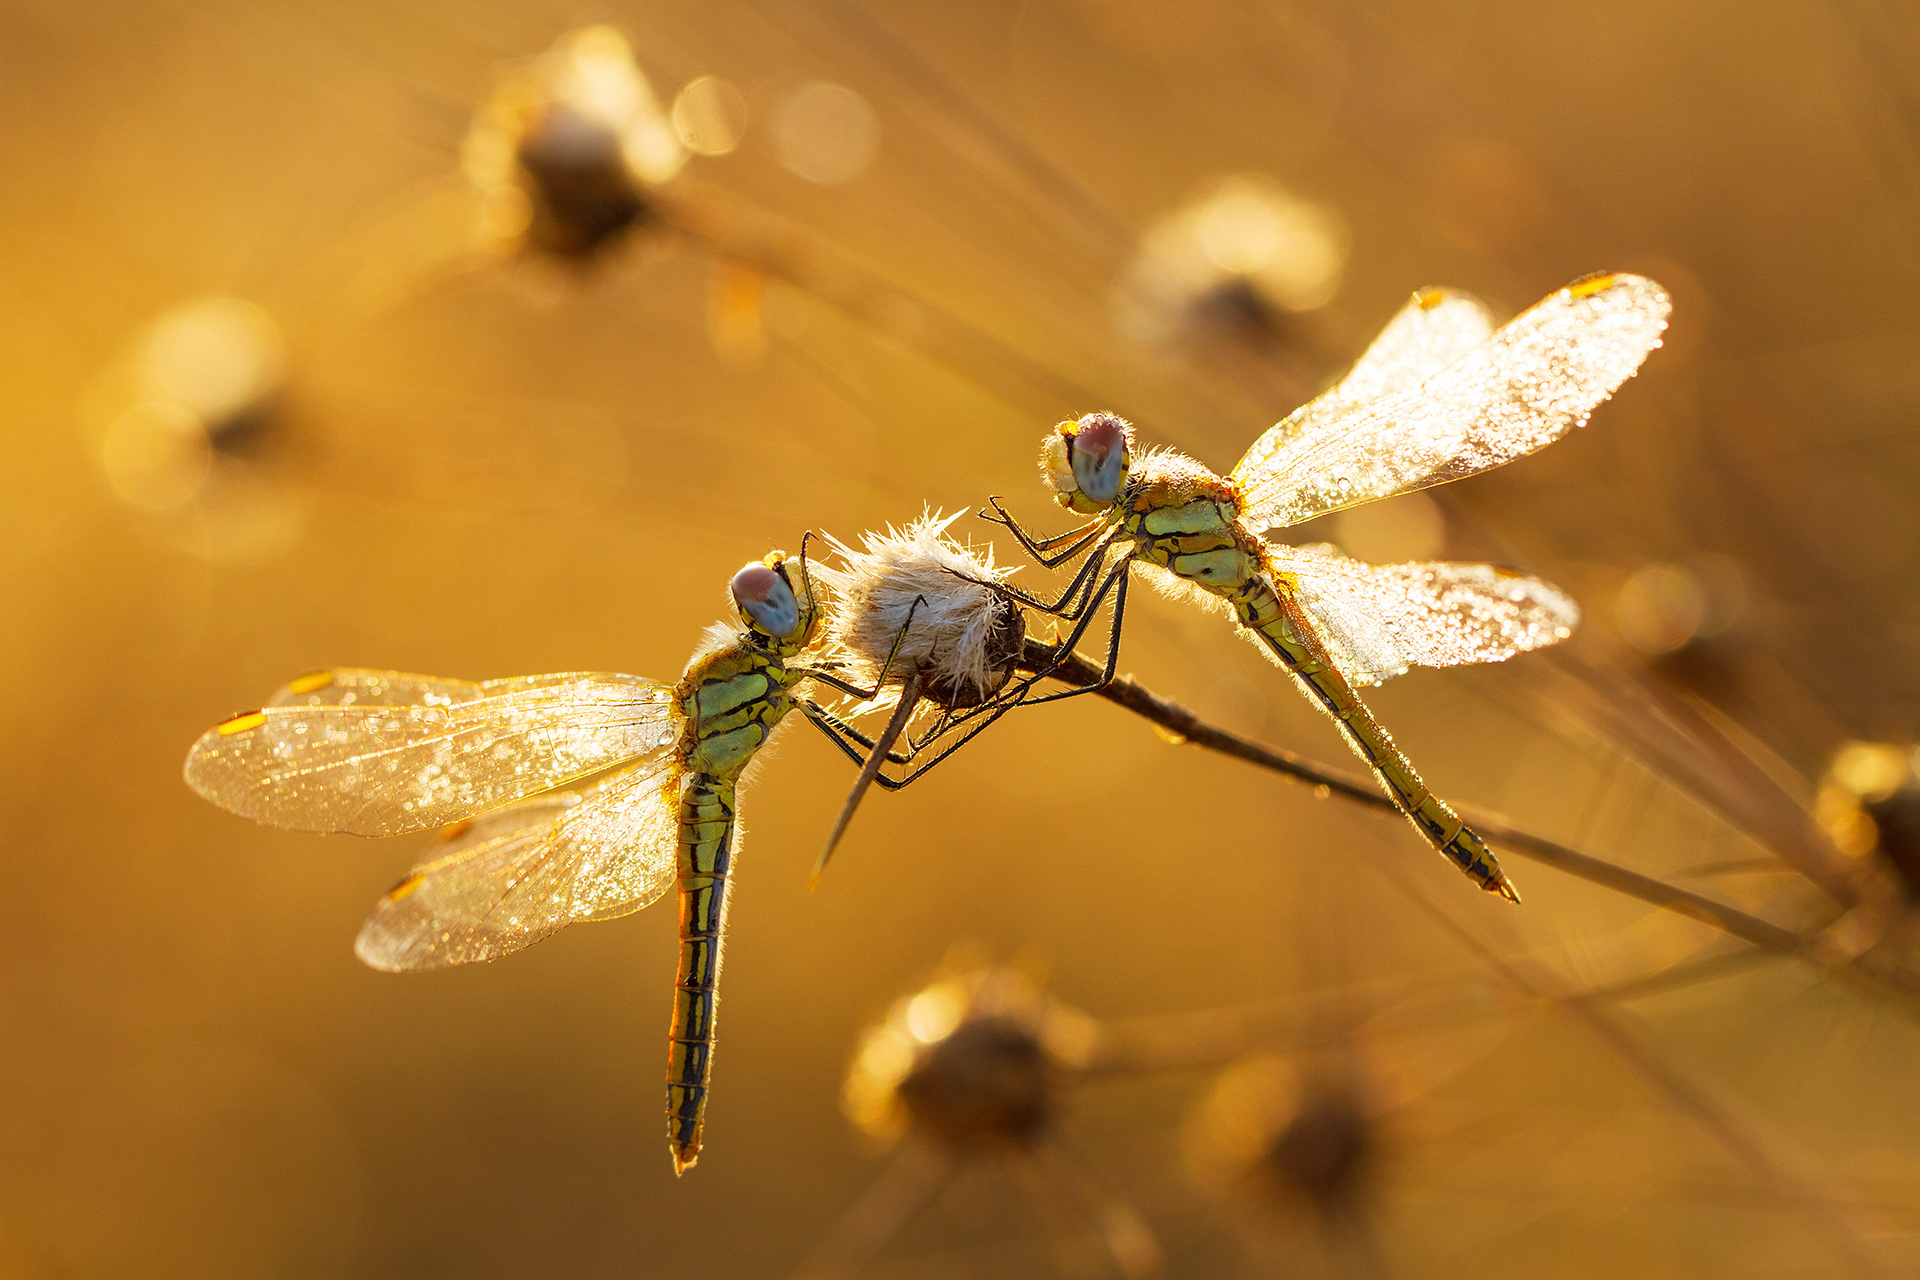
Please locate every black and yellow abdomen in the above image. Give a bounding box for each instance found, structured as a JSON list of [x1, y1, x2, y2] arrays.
[[1228, 572, 1518, 900], [667, 771, 734, 1174], [664, 648, 803, 1173]]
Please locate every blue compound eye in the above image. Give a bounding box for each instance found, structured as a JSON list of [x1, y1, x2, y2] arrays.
[[1070, 415, 1128, 504], [731, 562, 801, 637]]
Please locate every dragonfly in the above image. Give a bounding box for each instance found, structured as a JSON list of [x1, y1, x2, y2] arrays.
[[182, 544, 932, 1174], [980, 272, 1672, 900]]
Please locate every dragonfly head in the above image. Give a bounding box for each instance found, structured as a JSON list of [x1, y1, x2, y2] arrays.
[[1041, 412, 1132, 513], [732, 550, 819, 651]]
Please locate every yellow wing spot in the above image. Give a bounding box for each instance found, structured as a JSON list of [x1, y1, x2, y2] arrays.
[[216, 711, 267, 735], [284, 670, 335, 695], [1568, 272, 1618, 298], [1413, 287, 1447, 310], [385, 872, 426, 902], [435, 819, 473, 843]]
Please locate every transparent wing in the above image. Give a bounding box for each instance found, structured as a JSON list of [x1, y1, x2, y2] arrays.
[[1270, 544, 1579, 687], [263, 668, 608, 709], [1237, 290, 1495, 502], [355, 757, 684, 971], [1233, 274, 1670, 533], [1331, 287, 1497, 404], [184, 669, 683, 836]]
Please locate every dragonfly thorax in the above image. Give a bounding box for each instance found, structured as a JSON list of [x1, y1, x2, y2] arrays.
[[678, 645, 797, 778], [1120, 468, 1262, 596]]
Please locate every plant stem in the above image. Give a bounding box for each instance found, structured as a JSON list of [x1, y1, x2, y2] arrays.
[[1015, 639, 1893, 986]]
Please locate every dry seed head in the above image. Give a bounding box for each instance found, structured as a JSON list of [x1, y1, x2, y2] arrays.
[[1818, 741, 1920, 901], [463, 26, 686, 259], [1186, 1055, 1380, 1224], [842, 964, 1097, 1151], [815, 513, 1027, 709]]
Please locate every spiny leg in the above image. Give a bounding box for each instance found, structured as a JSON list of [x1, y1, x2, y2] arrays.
[[804, 694, 1015, 768], [802, 702, 919, 776], [979, 497, 1107, 567], [1010, 562, 1133, 707], [794, 594, 931, 700], [967, 530, 1122, 618], [800, 689, 1031, 793]]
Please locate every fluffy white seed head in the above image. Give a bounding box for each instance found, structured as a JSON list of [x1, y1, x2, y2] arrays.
[[815, 513, 1027, 709]]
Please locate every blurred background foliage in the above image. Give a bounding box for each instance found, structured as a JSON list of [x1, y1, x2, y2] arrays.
[[5, 1, 1920, 1276]]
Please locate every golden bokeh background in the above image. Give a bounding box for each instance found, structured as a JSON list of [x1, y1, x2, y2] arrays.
[[5, 2, 1920, 1276]]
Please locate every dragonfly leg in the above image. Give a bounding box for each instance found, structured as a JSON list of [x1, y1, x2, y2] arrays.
[[801, 702, 920, 777], [794, 596, 931, 700], [818, 698, 976, 765], [978, 497, 1107, 567], [801, 689, 1031, 791], [906, 704, 957, 754], [968, 531, 1122, 618], [1013, 565, 1132, 707], [867, 693, 1028, 787]]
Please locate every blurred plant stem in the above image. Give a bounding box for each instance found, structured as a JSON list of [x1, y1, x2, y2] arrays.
[[1367, 844, 1906, 1280], [1019, 640, 1920, 1009]]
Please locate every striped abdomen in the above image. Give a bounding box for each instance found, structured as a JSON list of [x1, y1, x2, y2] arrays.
[[668, 771, 735, 1173], [1232, 574, 1519, 901]]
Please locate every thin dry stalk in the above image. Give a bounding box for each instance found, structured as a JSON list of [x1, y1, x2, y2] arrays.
[[1543, 652, 1864, 905], [1365, 847, 1906, 1280], [1017, 639, 1920, 1008], [815, 670, 925, 887]]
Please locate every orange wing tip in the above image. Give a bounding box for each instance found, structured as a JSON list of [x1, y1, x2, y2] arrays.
[[1567, 272, 1620, 299], [384, 872, 426, 903], [216, 710, 268, 736], [284, 669, 336, 695], [434, 819, 474, 844], [1412, 286, 1449, 310]]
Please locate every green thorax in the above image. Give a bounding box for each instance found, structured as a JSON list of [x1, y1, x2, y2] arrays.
[[677, 640, 802, 778], [1116, 478, 1262, 597]]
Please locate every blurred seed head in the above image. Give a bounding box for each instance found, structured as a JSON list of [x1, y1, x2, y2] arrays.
[[1818, 741, 1920, 900], [138, 298, 284, 432], [89, 298, 302, 563], [814, 513, 1026, 709], [1185, 1055, 1380, 1227], [1614, 556, 1749, 657], [464, 27, 687, 260], [843, 963, 1098, 1151], [772, 82, 880, 186], [1115, 174, 1348, 346]]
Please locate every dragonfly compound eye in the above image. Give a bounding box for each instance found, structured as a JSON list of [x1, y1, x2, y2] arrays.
[[731, 562, 802, 638], [1069, 412, 1130, 504]]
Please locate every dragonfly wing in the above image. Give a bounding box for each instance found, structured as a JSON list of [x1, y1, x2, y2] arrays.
[[1233, 288, 1495, 498], [185, 669, 683, 836], [1271, 545, 1579, 686], [263, 668, 619, 708], [1234, 274, 1670, 533], [356, 757, 683, 970]]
